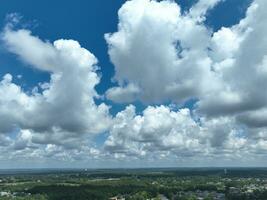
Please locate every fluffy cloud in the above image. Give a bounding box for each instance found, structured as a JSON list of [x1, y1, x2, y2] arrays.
[[104, 105, 250, 160], [105, 0, 220, 104], [105, 105, 203, 158], [189, 0, 222, 21], [106, 83, 140, 103], [103, 104, 267, 164], [106, 0, 267, 126], [102, 0, 267, 162], [197, 0, 267, 118], [1, 0, 267, 165], [0, 25, 111, 145]]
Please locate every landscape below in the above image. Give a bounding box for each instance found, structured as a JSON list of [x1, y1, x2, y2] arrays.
[[0, 168, 267, 199]]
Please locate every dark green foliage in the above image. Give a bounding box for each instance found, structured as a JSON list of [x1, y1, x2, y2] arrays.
[[1, 168, 267, 200]]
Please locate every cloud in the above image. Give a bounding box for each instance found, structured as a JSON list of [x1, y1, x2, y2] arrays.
[[103, 0, 267, 162], [104, 104, 249, 160], [237, 108, 267, 128], [2, 29, 58, 72], [106, 0, 267, 127], [197, 0, 267, 119], [104, 105, 203, 157], [0, 25, 111, 145], [103, 103, 267, 164], [1, 0, 267, 166], [0, 134, 12, 147], [105, 0, 220, 104], [189, 0, 222, 21], [106, 83, 140, 103]]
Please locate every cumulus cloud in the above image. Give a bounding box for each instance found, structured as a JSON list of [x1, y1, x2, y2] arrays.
[[106, 0, 267, 126], [105, 105, 203, 158], [189, 0, 222, 21], [106, 83, 140, 103], [104, 105, 249, 160], [105, 0, 221, 104], [0, 25, 111, 146], [197, 0, 267, 119], [103, 103, 267, 164], [102, 0, 267, 163], [1, 0, 267, 165]]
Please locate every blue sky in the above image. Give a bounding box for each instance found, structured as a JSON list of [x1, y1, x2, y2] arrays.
[[1, 0, 267, 168]]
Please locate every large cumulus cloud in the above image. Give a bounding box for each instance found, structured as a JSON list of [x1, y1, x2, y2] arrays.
[[102, 0, 267, 163], [105, 0, 221, 104], [0, 23, 111, 144], [104, 105, 251, 160], [198, 0, 267, 118], [106, 0, 267, 128]]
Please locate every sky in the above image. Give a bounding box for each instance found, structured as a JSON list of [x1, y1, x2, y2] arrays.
[[1, 0, 267, 168]]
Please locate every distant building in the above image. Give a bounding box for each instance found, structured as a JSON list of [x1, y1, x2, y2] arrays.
[[109, 196, 125, 200], [0, 191, 11, 197]]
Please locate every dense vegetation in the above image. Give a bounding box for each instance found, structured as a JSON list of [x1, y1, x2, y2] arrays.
[[0, 168, 267, 200]]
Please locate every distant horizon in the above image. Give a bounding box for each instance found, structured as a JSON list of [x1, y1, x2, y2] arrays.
[[1, 166, 267, 170]]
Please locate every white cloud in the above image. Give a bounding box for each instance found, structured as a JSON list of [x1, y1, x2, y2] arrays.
[[103, 0, 267, 159], [104, 105, 202, 157], [105, 0, 221, 104], [1, 0, 267, 166], [3, 29, 58, 72], [103, 104, 255, 161], [197, 0, 267, 118], [0, 26, 111, 145], [106, 0, 267, 128], [106, 83, 140, 103], [104, 104, 239, 158], [189, 0, 222, 22]]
